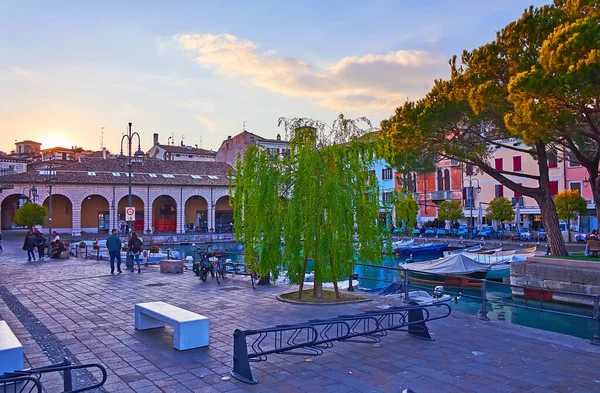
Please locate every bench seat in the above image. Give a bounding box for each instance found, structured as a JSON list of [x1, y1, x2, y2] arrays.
[[0, 321, 24, 375], [135, 302, 209, 350]]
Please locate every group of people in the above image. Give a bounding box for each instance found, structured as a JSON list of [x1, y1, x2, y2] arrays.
[[106, 229, 144, 274], [23, 230, 65, 261]]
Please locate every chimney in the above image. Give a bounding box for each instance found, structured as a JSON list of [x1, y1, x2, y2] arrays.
[[153, 133, 159, 145], [276, 133, 281, 141], [227, 136, 231, 140], [102, 147, 107, 160]]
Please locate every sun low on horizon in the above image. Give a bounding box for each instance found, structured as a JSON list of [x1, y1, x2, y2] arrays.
[[35, 132, 80, 151]]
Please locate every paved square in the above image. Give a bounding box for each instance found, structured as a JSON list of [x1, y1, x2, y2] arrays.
[[0, 234, 599, 393]]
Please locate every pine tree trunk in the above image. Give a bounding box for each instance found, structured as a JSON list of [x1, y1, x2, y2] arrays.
[[536, 193, 568, 256], [567, 218, 571, 243], [590, 173, 600, 232], [298, 255, 309, 300]]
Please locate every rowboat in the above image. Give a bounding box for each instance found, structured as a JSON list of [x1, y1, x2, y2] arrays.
[[395, 242, 449, 256]]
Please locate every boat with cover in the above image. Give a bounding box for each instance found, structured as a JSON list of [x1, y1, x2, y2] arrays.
[[401, 253, 490, 283], [443, 245, 483, 257], [395, 242, 449, 256]]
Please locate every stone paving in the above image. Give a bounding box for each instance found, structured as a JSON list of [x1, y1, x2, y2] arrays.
[[0, 230, 599, 393]]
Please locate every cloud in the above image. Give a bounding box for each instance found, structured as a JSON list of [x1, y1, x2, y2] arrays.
[[173, 33, 449, 111], [194, 114, 217, 134]]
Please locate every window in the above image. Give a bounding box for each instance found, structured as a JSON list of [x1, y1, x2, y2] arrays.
[[148, 173, 157, 178], [547, 152, 558, 168], [513, 156, 522, 172], [570, 182, 582, 194], [382, 168, 392, 180], [382, 192, 392, 204], [162, 174, 174, 178], [443, 169, 450, 191], [87, 171, 96, 176], [368, 170, 376, 180], [465, 163, 474, 176], [208, 175, 219, 179], [112, 172, 121, 177], [38, 170, 57, 175], [514, 184, 522, 198], [568, 152, 581, 167], [495, 184, 504, 198], [437, 170, 443, 191], [549, 180, 559, 196], [495, 158, 503, 171], [191, 175, 202, 179]]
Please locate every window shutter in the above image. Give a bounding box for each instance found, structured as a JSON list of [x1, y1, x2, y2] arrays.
[[550, 180, 559, 195], [513, 156, 522, 171], [495, 158, 503, 171], [514, 184, 522, 198]]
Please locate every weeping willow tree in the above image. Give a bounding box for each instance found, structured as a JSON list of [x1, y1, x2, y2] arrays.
[[231, 115, 386, 299]]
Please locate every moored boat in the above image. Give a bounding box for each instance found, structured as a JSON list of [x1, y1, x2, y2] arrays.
[[401, 253, 490, 285], [395, 242, 449, 256]]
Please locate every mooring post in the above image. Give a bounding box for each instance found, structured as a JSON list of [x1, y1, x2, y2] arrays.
[[591, 294, 600, 346], [480, 279, 490, 321], [230, 329, 257, 384]]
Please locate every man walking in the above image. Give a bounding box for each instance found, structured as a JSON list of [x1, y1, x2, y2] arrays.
[[107, 228, 122, 274], [35, 230, 46, 260]]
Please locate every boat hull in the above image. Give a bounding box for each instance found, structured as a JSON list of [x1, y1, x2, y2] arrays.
[[408, 270, 487, 285], [396, 243, 449, 256]]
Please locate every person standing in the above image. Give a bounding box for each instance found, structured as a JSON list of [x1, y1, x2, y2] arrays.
[[128, 232, 143, 273], [35, 230, 46, 260], [0, 232, 3, 252], [23, 230, 37, 261], [107, 228, 122, 274]]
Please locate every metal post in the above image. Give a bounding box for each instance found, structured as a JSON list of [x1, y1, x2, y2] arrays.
[[348, 275, 354, 292], [480, 279, 489, 321], [127, 123, 133, 236], [403, 271, 410, 302], [592, 294, 600, 345], [48, 184, 53, 238]]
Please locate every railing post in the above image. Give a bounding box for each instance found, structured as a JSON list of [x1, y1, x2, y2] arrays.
[[231, 329, 257, 384], [403, 271, 410, 303], [592, 294, 600, 345], [62, 357, 73, 392], [480, 279, 489, 321]]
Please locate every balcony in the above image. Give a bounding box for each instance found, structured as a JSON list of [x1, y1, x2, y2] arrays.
[[430, 190, 463, 201]]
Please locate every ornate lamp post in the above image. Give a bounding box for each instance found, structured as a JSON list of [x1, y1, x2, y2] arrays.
[[463, 176, 481, 232], [118, 122, 144, 235], [45, 160, 57, 238], [23, 185, 38, 204]]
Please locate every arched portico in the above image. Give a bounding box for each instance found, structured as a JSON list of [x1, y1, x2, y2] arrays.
[[185, 195, 208, 232], [0, 193, 30, 230], [81, 195, 110, 233], [152, 195, 177, 233], [42, 194, 73, 230], [214, 196, 233, 233], [118, 195, 145, 233]]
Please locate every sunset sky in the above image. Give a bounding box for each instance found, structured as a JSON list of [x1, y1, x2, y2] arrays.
[[0, 0, 546, 154]]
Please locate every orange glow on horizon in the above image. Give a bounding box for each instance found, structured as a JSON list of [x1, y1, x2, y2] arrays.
[[36, 132, 78, 150]]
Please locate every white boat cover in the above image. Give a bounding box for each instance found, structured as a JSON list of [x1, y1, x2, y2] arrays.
[[403, 253, 490, 274]]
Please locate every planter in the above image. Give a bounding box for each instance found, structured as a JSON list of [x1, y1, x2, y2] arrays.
[[92, 245, 100, 250]]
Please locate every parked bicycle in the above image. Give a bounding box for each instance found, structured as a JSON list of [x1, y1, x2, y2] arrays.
[[193, 246, 227, 283], [225, 261, 259, 289]]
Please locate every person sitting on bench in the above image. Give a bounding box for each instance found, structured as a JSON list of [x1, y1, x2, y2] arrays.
[[51, 240, 66, 259]]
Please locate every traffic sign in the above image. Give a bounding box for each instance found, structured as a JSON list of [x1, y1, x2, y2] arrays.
[[125, 207, 136, 221]]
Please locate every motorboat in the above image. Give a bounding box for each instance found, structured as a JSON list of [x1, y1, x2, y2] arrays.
[[377, 290, 452, 307], [395, 242, 449, 256], [401, 253, 490, 284], [391, 239, 415, 249], [443, 245, 483, 257]]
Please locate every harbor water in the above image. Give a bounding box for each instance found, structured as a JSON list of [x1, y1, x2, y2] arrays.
[[167, 242, 595, 340]]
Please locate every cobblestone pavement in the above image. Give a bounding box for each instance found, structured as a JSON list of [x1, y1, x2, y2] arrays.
[[0, 230, 599, 393]]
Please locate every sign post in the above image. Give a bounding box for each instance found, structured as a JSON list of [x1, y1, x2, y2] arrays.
[[125, 207, 136, 222]]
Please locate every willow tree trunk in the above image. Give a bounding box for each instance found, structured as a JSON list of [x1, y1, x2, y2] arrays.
[[313, 233, 322, 299], [328, 250, 339, 299], [536, 193, 568, 256], [298, 255, 309, 300]]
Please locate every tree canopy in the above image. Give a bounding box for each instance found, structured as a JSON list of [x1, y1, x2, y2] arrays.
[[395, 193, 419, 233], [486, 198, 515, 226], [437, 200, 464, 224], [13, 202, 47, 229], [231, 115, 385, 299]]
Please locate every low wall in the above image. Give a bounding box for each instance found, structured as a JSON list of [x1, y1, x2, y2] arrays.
[[510, 257, 600, 306]]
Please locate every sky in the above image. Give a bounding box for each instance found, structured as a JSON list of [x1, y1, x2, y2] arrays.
[[0, 0, 549, 154]]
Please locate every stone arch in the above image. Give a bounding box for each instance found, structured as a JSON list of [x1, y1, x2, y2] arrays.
[[152, 195, 177, 233], [117, 195, 145, 233], [1, 192, 30, 230], [185, 195, 208, 232], [81, 195, 110, 233], [42, 194, 73, 229], [214, 195, 233, 233]]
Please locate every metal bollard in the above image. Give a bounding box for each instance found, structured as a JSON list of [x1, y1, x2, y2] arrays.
[[403, 271, 410, 303], [480, 279, 490, 321], [592, 294, 600, 345]]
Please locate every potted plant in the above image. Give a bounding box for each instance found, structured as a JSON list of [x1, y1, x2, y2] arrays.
[[150, 244, 160, 253], [92, 242, 100, 250], [79, 241, 86, 248]]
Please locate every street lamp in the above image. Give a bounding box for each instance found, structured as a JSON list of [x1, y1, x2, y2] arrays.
[[22, 185, 38, 204], [119, 122, 144, 235], [44, 160, 57, 238], [463, 176, 481, 232]]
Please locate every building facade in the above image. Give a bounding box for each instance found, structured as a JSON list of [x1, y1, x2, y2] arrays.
[[565, 153, 598, 232], [147, 133, 217, 162], [0, 156, 234, 235], [413, 158, 464, 223], [215, 131, 289, 167]]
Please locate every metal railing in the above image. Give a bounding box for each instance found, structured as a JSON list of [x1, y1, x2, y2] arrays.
[[353, 262, 600, 345]]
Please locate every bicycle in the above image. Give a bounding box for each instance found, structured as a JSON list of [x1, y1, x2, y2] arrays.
[[225, 261, 259, 289]]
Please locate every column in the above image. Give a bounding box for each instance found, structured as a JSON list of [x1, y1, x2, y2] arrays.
[[177, 201, 185, 234], [71, 207, 81, 236], [208, 206, 215, 232], [146, 198, 152, 233]]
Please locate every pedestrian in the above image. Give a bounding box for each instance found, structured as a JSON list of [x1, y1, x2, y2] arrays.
[[127, 232, 143, 273], [36, 230, 46, 260], [585, 230, 599, 256], [0, 232, 3, 252], [107, 228, 122, 274], [52, 231, 60, 243], [23, 230, 37, 261]]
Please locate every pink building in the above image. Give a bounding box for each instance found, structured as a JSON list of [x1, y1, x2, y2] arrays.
[[565, 153, 598, 232]]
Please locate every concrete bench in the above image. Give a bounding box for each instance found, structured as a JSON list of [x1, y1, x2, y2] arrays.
[[588, 240, 600, 257], [134, 302, 208, 350], [160, 259, 183, 273], [0, 321, 24, 375]]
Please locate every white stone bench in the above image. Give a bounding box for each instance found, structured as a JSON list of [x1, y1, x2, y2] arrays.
[[134, 302, 209, 350], [0, 321, 24, 375]]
